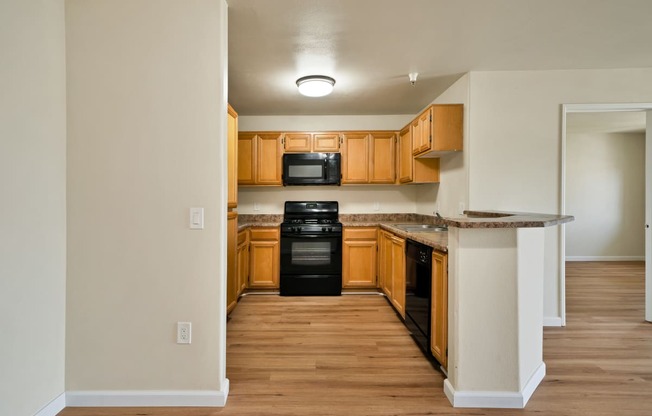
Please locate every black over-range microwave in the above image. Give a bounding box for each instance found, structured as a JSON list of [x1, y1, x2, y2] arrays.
[[282, 153, 341, 186]]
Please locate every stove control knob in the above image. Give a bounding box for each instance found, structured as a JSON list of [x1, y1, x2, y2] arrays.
[[322, 227, 327, 232]]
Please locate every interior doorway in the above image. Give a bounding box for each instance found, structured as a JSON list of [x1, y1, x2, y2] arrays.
[[561, 103, 652, 325]]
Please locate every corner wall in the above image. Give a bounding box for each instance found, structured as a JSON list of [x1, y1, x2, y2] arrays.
[[66, 0, 228, 402], [0, 1, 67, 415], [467, 68, 652, 323], [416, 73, 470, 217]]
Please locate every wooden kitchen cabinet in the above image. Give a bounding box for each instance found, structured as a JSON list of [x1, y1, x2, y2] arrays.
[[341, 131, 396, 184], [341, 132, 370, 183], [378, 230, 392, 296], [283, 132, 340, 152], [342, 227, 378, 288], [238, 132, 283, 186], [369, 132, 396, 184], [398, 126, 440, 184], [236, 229, 249, 296], [227, 211, 238, 313], [412, 104, 463, 156], [313, 133, 340, 152], [389, 234, 406, 317], [378, 229, 406, 318], [248, 227, 280, 289], [227, 104, 238, 208], [430, 250, 448, 368]]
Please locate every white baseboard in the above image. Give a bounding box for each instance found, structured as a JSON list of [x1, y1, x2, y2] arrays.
[[35, 392, 66, 416], [566, 256, 645, 262], [67, 381, 230, 407], [444, 363, 545, 408], [543, 316, 563, 327]]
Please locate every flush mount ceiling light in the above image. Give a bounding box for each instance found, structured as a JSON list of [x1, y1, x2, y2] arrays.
[[296, 75, 335, 97]]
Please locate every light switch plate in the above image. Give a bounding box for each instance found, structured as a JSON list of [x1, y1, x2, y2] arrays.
[[189, 207, 204, 229]]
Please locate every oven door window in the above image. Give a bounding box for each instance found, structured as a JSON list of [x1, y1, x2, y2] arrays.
[[280, 235, 341, 275], [291, 241, 331, 266]]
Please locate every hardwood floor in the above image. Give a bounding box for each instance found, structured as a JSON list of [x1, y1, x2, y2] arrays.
[[58, 262, 652, 416]]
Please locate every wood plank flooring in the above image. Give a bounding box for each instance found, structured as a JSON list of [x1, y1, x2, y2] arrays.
[[59, 262, 652, 416]]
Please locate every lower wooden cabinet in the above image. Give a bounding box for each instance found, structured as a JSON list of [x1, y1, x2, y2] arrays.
[[431, 250, 448, 368], [236, 229, 249, 297], [389, 234, 406, 317], [249, 227, 280, 289], [378, 229, 406, 318], [227, 212, 238, 313], [342, 227, 378, 288]]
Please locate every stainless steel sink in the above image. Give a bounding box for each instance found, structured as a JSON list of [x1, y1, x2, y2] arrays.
[[392, 224, 448, 232]]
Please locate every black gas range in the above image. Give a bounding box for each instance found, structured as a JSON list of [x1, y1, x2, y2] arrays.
[[280, 201, 343, 296]]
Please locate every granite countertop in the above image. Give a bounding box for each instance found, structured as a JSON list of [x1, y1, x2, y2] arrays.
[[236, 211, 574, 251], [445, 210, 575, 228]]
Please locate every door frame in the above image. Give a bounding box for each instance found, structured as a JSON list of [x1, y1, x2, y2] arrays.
[[560, 103, 652, 325]]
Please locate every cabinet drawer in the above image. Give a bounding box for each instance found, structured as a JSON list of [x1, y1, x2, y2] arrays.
[[250, 227, 279, 241], [343, 227, 378, 240]]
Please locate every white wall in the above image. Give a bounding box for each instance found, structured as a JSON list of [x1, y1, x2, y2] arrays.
[[0, 1, 67, 415], [467, 68, 652, 322], [566, 132, 645, 260], [238, 115, 418, 214], [66, 0, 228, 397], [416, 73, 470, 217]]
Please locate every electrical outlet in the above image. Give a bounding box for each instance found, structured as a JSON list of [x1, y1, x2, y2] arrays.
[[373, 202, 380, 212], [458, 202, 466, 215], [253, 202, 260, 212], [177, 322, 191, 344]]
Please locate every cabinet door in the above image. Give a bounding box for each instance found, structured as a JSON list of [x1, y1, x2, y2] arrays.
[[284, 133, 311, 152], [342, 227, 377, 288], [398, 127, 413, 183], [256, 133, 283, 185], [370, 131, 396, 184], [313, 133, 340, 152], [341, 133, 369, 184], [249, 228, 280, 288], [431, 104, 463, 152], [227, 212, 238, 313], [227, 105, 238, 208], [431, 250, 448, 368], [378, 231, 393, 297], [237, 133, 256, 185], [236, 230, 249, 296], [390, 235, 406, 318], [411, 114, 423, 155]]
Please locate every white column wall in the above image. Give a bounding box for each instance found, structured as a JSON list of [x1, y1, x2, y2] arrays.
[[0, 1, 67, 415], [65, 0, 228, 401]]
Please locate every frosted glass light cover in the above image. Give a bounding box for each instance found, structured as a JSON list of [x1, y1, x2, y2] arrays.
[[296, 75, 335, 97]]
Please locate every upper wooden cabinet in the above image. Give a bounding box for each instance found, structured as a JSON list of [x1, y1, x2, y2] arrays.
[[238, 132, 283, 186], [411, 104, 463, 156], [398, 126, 440, 184], [341, 132, 370, 184], [283, 132, 340, 153], [227, 104, 238, 208], [370, 132, 396, 184], [341, 131, 396, 184]]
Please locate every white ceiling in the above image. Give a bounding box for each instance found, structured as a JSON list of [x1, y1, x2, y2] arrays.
[[567, 112, 647, 134], [228, 0, 652, 116]]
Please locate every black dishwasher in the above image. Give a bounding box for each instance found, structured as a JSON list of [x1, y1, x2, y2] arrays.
[[405, 239, 433, 356]]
